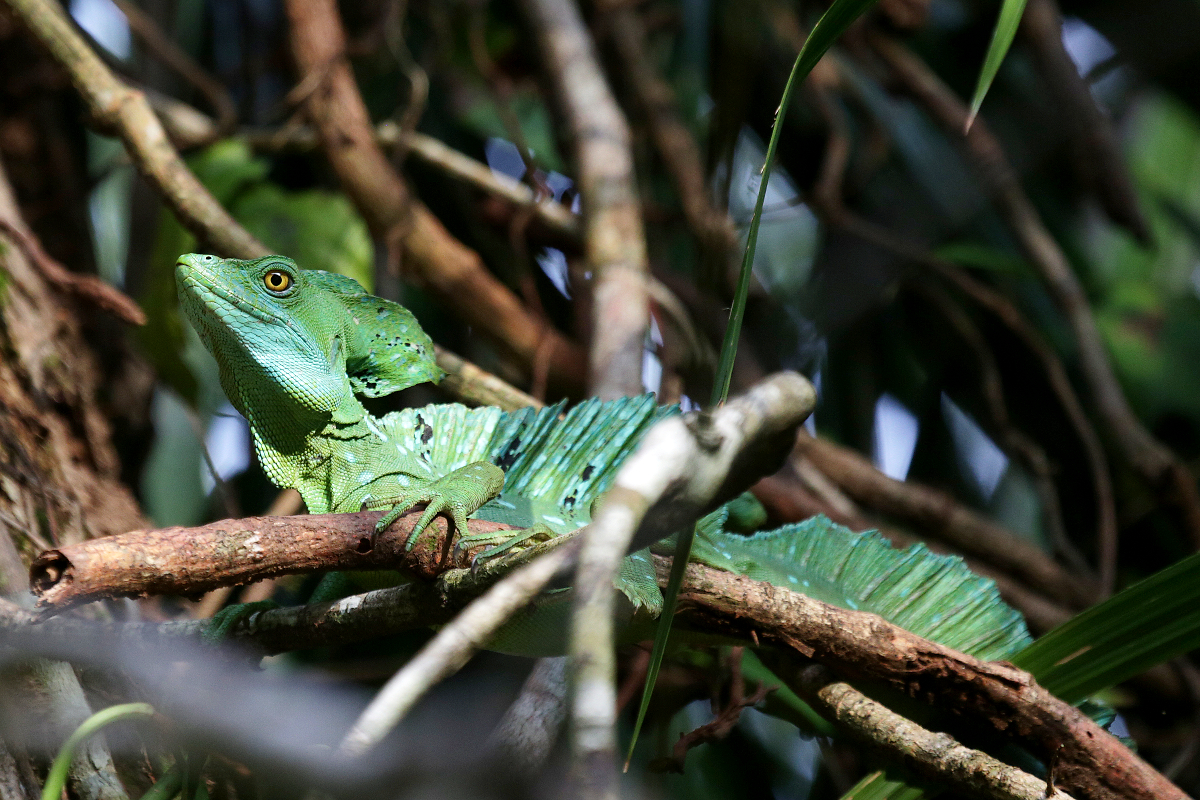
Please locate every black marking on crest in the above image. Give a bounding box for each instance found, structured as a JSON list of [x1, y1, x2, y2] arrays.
[[495, 436, 523, 471]]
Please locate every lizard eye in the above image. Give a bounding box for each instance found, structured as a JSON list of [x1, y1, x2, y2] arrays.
[[263, 270, 293, 293]]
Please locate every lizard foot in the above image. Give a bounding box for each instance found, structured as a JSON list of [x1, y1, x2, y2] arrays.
[[456, 523, 557, 569], [374, 461, 505, 551], [202, 600, 280, 645]]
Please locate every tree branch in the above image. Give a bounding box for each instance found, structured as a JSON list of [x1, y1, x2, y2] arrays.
[[568, 372, 816, 797], [795, 431, 1097, 607], [676, 560, 1184, 800], [282, 0, 587, 391], [791, 665, 1077, 800], [520, 0, 651, 399], [868, 33, 1200, 551], [2, 0, 268, 259]]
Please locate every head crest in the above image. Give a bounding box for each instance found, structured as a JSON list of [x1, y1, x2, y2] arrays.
[[306, 271, 444, 397]]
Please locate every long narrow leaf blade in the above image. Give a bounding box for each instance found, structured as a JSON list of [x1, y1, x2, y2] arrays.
[[627, 0, 883, 766], [966, 0, 1029, 129], [1013, 551, 1200, 704], [711, 0, 881, 406]]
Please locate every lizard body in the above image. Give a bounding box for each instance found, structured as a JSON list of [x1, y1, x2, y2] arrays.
[[176, 253, 1032, 661]]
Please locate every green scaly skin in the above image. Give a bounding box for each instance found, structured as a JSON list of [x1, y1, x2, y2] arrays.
[[176, 253, 501, 547], [174, 253, 1032, 668]]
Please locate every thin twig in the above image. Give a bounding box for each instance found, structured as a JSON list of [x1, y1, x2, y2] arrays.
[[830, 210, 1119, 596], [3, 0, 268, 259], [791, 665, 1078, 800], [336, 539, 579, 757], [0, 219, 145, 325], [520, 0, 651, 399], [796, 430, 1097, 607], [283, 0, 588, 391], [568, 372, 815, 797], [110, 0, 237, 138]]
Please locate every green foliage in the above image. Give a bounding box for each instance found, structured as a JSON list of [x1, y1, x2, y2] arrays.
[[140, 139, 373, 405], [41, 703, 156, 800], [1013, 550, 1200, 704], [966, 0, 1029, 126]]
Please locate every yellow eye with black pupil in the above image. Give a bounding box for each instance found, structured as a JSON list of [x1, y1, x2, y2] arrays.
[[264, 270, 292, 292]]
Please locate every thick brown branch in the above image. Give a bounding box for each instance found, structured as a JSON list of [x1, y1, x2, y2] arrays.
[[673, 559, 1184, 800], [520, 0, 651, 399], [28, 509, 519, 612], [282, 0, 586, 391]]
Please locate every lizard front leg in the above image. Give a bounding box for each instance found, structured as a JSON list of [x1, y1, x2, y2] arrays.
[[373, 461, 505, 550]]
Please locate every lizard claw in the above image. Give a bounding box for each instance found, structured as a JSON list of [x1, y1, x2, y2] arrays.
[[460, 523, 557, 571], [374, 461, 504, 552]]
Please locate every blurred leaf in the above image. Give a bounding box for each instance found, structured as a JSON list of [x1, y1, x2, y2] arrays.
[[457, 86, 565, 174], [933, 241, 1031, 275], [966, 0, 1029, 127], [839, 771, 932, 800], [1012, 550, 1200, 704]]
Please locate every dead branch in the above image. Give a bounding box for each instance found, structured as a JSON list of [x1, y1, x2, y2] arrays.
[[868, 33, 1200, 552], [282, 0, 587, 391], [28, 508, 519, 612], [520, 0, 651, 399], [650, 647, 774, 773]]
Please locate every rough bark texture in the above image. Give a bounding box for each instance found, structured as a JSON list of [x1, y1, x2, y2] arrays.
[[30, 509, 517, 611], [672, 559, 1185, 800]]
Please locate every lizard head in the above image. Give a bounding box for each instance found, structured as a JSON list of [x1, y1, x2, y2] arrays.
[[175, 253, 443, 433]]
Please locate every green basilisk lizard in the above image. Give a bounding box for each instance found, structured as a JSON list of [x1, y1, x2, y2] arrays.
[[175, 252, 1032, 662]]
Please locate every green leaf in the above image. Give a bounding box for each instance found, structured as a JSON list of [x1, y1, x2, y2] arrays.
[[627, 0, 885, 768], [839, 771, 933, 800], [41, 703, 156, 800], [1012, 550, 1200, 704], [966, 0, 1030, 127]]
